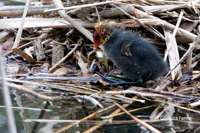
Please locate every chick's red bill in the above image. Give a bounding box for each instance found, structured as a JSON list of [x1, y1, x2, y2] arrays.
[[93, 31, 99, 48]]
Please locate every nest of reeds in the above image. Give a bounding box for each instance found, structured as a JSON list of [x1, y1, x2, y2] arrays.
[[1, 0, 200, 132]]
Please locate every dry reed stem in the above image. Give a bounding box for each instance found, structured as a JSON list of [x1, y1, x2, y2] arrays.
[[111, 4, 165, 41], [158, 1, 199, 13], [83, 99, 132, 133], [7, 82, 57, 101], [156, 35, 200, 90], [151, 105, 169, 120], [0, 5, 55, 17], [129, 4, 197, 43], [52, 0, 93, 42], [44, 1, 114, 12], [164, 29, 182, 80], [102, 104, 157, 119], [12, 0, 32, 49], [164, 10, 184, 61], [115, 102, 162, 133], [136, 87, 197, 99], [186, 45, 193, 73], [188, 100, 200, 108], [0, 46, 17, 133], [5, 41, 33, 56], [106, 90, 171, 100], [42, 83, 95, 95], [167, 102, 200, 114], [83, 107, 129, 133], [54, 105, 116, 133], [115, 95, 145, 103], [49, 44, 79, 72]]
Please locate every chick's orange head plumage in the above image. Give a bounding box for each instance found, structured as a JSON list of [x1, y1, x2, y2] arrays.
[[93, 23, 114, 48]]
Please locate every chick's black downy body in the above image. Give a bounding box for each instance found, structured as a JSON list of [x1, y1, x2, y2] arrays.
[[94, 24, 167, 83]]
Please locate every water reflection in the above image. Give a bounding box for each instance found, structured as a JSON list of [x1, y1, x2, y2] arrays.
[[0, 89, 200, 132]]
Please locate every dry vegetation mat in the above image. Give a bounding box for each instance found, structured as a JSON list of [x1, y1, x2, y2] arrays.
[[1, 0, 200, 132]]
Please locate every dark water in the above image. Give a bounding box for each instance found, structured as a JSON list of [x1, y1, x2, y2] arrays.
[[0, 90, 147, 133], [0, 88, 200, 133]]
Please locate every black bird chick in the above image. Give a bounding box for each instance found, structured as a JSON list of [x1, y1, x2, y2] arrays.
[[93, 23, 167, 85]]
